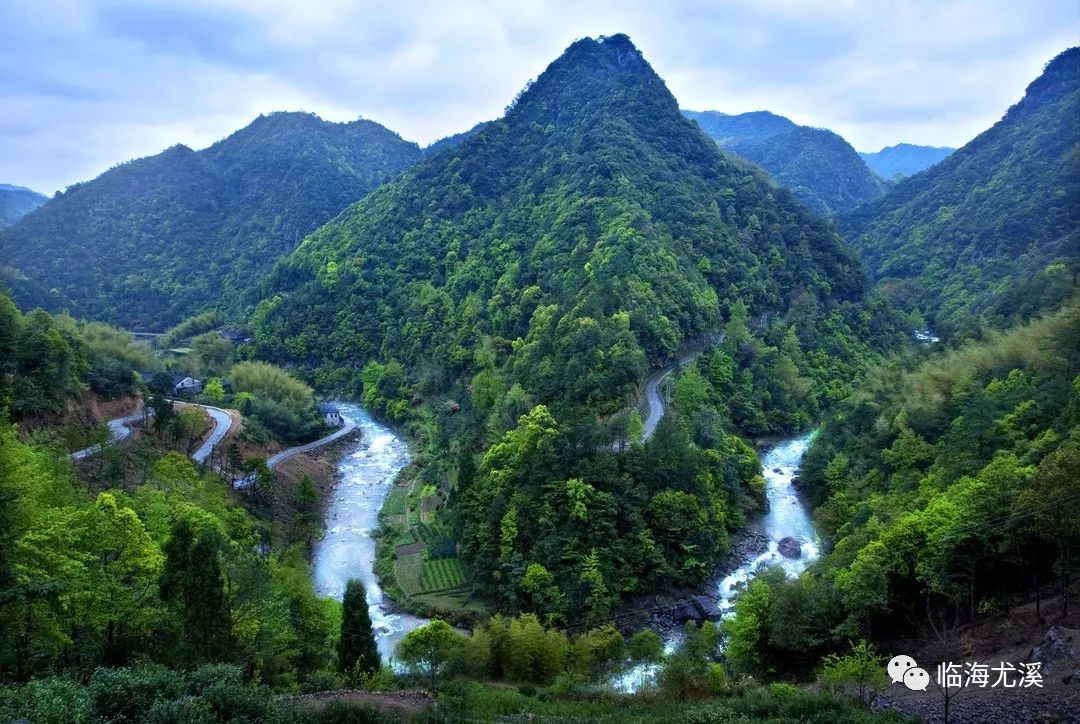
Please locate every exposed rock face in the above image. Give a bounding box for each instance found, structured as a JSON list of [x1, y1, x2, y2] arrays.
[[778, 536, 802, 559], [670, 595, 721, 624], [1028, 625, 1078, 675], [691, 595, 721, 621], [671, 600, 701, 624]]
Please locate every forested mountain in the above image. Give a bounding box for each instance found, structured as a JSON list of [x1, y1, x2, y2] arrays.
[[253, 35, 902, 616], [722, 300, 1080, 679], [0, 184, 46, 228], [0, 112, 421, 329], [858, 143, 954, 179], [841, 47, 1080, 336], [683, 110, 885, 215]]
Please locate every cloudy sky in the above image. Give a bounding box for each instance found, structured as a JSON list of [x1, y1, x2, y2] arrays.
[[2, 0, 1077, 194]]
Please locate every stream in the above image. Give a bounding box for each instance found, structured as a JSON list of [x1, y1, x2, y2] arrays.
[[311, 403, 428, 660], [716, 433, 820, 613], [314, 403, 820, 673], [615, 432, 820, 691]]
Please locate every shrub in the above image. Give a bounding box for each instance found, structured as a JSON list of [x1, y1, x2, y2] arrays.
[[186, 663, 245, 694], [144, 696, 215, 724], [90, 665, 185, 723], [0, 676, 93, 724]]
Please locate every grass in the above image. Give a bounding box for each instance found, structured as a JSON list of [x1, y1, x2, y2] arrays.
[[432, 680, 912, 723], [381, 484, 410, 517]]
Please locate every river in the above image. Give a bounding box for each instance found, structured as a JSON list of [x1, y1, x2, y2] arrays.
[[716, 433, 819, 613], [311, 403, 428, 660], [314, 403, 820, 672], [615, 432, 820, 691]]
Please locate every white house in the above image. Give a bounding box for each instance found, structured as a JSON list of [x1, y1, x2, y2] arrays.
[[171, 376, 202, 396], [318, 402, 343, 427]]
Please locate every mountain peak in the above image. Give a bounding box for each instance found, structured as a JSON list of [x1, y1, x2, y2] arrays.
[[507, 34, 674, 126], [1007, 46, 1079, 120]]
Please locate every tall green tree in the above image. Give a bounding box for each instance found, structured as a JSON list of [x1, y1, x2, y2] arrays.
[[159, 519, 234, 664], [338, 578, 380, 678]]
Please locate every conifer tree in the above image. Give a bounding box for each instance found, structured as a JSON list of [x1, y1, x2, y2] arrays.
[[160, 519, 234, 663], [338, 578, 380, 677]]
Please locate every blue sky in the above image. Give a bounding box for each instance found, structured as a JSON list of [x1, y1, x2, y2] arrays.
[[2, 0, 1077, 193]]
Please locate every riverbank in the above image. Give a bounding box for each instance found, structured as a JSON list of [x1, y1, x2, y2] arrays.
[[611, 518, 769, 637], [612, 434, 818, 646], [310, 403, 435, 660]]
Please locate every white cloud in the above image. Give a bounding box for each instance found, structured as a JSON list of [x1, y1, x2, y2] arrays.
[[0, 0, 1076, 192]]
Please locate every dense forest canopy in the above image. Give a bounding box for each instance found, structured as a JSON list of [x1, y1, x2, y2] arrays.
[[0, 112, 422, 329], [249, 35, 905, 617], [858, 143, 955, 180], [683, 110, 885, 215], [721, 300, 1080, 678], [840, 47, 1080, 337], [1, 19, 1076, 721], [0, 292, 151, 419], [0, 184, 47, 229], [255, 35, 891, 412]]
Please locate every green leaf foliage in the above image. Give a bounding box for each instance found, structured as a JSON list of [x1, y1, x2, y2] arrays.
[[725, 301, 1080, 677], [0, 112, 422, 329]]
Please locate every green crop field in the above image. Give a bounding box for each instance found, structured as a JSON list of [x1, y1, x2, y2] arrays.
[[381, 485, 409, 517], [395, 555, 424, 596], [421, 557, 465, 593]]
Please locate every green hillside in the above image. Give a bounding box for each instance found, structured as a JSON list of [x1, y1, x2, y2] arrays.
[[0, 112, 421, 329], [253, 35, 901, 616], [0, 184, 47, 228], [858, 143, 954, 179], [684, 110, 885, 215], [840, 47, 1080, 336]]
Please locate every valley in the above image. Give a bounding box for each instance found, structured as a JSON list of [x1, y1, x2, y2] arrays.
[[0, 15, 1077, 724]]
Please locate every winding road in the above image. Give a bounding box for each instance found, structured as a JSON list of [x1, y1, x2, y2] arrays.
[[70, 411, 146, 461], [233, 409, 358, 489], [640, 338, 722, 441], [70, 400, 234, 464], [72, 397, 358, 490], [190, 405, 233, 464]]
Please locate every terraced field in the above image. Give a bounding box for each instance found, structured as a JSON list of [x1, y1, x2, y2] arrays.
[[421, 557, 465, 592]]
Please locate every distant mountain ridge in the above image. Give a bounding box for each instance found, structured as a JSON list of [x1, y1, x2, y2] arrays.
[[841, 47, 1080, 334], [423, 121, 493, 155], [0, 112, 421, 329], [0, 184, 47, 228], [683, 109, 885, 214], [859, 143, 955, 179]]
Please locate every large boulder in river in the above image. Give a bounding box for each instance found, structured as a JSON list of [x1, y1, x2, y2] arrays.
[[671, 600, 702, 624], [778, 537, 802, 559], [691, 595, 721, 621]]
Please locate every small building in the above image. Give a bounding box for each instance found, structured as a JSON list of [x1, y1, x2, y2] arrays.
[[913, 329, 941, 344], [220, 329, 251, 344], [317, 402, 343, 427], [171, 375, 202, 396]]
